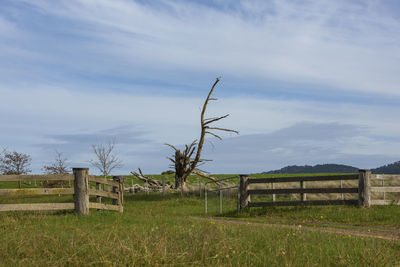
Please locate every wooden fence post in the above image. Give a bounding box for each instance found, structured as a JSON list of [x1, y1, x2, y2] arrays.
[[119, 177, 124, 213], [272, 182, 276, 202], [96, 181, 102, 205], [239, 175, 250, 211], [113, 176, 124, 212], [300, 180, 306, 202], [358, 169, 371, 207], [73, 168, 89, 215], [340, 179, 344, 200]]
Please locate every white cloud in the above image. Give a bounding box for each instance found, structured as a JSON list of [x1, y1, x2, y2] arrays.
[[6, 0, 400, 96]]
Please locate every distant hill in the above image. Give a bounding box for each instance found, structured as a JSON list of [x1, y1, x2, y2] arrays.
[[263, 161, 400, 174], [372, 161, 400, 174], [263, 164, 358, 174]]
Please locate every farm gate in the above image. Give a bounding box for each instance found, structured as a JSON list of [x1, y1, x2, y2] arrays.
[[0, 168, 124, 215], [239, 170, 400, 210]]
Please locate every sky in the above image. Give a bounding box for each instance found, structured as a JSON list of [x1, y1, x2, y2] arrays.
[[1, 0, 400, 175]]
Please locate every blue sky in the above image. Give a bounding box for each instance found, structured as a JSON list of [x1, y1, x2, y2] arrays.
[[1, 0, 400, 175]]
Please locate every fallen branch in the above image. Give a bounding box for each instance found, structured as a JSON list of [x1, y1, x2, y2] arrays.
[[191, 169, 224, 185], [131, 168, 173, 188], [131, 168, 223, 189]]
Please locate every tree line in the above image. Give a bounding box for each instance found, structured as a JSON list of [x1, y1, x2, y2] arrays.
[[0, 141, 122, 178]]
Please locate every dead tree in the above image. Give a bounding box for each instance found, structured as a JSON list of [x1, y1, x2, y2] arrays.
[[43, 150, 70, 175], [166, 78, 238, 189], [89, 139, 122, 178]]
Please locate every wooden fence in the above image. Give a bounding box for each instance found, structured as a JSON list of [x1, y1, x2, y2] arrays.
[[0, 168, 124, 215], [369, 174, 400, 206], [239, 170, 400, 210]]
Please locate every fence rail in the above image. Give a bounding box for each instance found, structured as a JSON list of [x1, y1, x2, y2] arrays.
[[371, 200, 400, 205], [248, 200, 359, 207], [0, 203, 75, 212], [370, 187, 400, 193], [0, 188, 74, 196], [248, 174, 358, 184], [0, 174, 74, 182], [239, 170, 400, 210], [0, 168, 124, 215], [248, 188, 359, 195]]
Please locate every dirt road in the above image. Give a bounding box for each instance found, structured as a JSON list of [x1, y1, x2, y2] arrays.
[[191, 217, 400, 242]]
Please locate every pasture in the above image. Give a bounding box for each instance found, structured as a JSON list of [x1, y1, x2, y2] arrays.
[[1, 189, 400, 266]]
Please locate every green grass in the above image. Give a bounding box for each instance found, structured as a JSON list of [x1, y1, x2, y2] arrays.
[[123, 172, 356, 186], [224, 202, 400, 228], [1, 193, 399, 266], [1, 173, 399, 266]]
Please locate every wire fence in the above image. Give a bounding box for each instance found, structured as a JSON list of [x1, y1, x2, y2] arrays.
[[204, 176, 240, 214]]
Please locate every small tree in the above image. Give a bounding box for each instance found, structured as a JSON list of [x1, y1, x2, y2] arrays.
[[42, 151, 70, 188], [43, 151, 70, 174], [89, 139, 122, 178], [0, 150, 32, 188], [0, 150, 32, 175]]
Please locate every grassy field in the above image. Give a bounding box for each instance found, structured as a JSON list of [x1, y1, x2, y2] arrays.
[[1, 173, 399, 266], [1, 192, 400, 266]]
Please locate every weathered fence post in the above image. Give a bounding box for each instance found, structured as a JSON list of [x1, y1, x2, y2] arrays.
[[271, 182, 276, 202], [358, 169, 371, 207], [112, 176, 124, 212], [340, 179, 344, 200], [73, 168, 89, 215], [300, 180, 306, 202], [119, 177, 124, 212], [239, 174, 250, 211], [96, 181, 102, 205]]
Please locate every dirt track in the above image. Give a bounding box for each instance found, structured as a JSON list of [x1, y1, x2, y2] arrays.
[[191, 217, 400, 242]]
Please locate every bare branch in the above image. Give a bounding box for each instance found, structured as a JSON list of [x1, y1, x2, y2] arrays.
[[42, 150, 70, 174], [192, 169, 221, 184], [188, 77, 221, 173], [131, 169, 172, 188], [205, 131, 222, 140], [167, 157, 176, 163], [164, 143, 179, 151], [204, 114, 229, 125], [206, 127, 239, 134]]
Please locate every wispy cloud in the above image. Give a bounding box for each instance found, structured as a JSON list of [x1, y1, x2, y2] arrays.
[[2, 0, 400, 98]]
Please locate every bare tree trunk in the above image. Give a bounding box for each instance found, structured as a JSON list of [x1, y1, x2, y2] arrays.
[[165, 78, 238, 191]]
